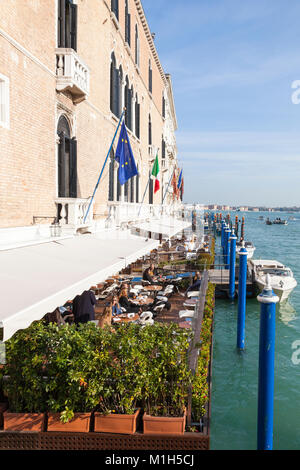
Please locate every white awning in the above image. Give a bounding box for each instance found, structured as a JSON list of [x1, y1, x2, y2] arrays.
[[0, 230, 159, 341], [132, 217, 191, 239]]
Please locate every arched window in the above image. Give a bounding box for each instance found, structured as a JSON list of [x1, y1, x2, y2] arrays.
[[148, 114, 152, 145], [111, 0, 119, 21], [125, 0, 131, 46], [57, 115, 77, 198], [135, 24, 140, 67], [108, 148, 115, 202], [148, 60, 152, 94], [110, 53, 119, 117], [135, 93, 140, 139]]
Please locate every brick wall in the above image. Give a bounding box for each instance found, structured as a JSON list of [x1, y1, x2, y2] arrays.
[[0, 0, 175, 228]]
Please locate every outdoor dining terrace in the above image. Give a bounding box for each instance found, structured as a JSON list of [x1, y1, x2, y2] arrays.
[[0, 234, 215, 450]]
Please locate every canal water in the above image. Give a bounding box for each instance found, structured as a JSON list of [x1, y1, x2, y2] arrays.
[[210, 211, 300, 450]]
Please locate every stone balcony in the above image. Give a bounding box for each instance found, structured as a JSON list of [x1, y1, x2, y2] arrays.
[[55, 198, 94, 233], [55, 48, 90, 104]]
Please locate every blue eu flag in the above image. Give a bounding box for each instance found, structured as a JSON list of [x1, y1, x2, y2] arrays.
[[177, 169, 183, 189], [115, 122, 138, 185]]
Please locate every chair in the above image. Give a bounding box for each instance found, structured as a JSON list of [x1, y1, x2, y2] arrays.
[[179, 310, 195, 319], [187, 291, 199, 298]]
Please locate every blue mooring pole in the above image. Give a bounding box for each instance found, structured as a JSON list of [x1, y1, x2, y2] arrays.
[[237, 242, 248, 350], [221, 221, 225, 252], [229, 230, 237, 299], [257, 274, 279, 450], [225, 226, 231, 269]]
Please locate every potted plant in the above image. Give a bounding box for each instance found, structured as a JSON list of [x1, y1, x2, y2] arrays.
[[140, 324, 192, 435], [45, 323, 102, 432], [0, 322, 48, 432], [93, 324, 142, 434]]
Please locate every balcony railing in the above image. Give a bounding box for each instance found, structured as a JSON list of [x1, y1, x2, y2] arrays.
[[55, 198, 94, 232], [56, 48, 90, 104]]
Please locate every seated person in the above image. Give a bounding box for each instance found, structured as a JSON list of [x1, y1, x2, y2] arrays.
[[119, 288, 142, 314], [143, 263, 158, 284], [186, 272, 201, 293], [111, 295, 123, 316]]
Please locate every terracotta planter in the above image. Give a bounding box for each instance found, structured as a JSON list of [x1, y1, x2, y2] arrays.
[[94, 408, 140, 434], [0, 403, 8, 429], [3, 411, 45, 432], [143, 409, 186, 435], [47, 413, 90, 432]]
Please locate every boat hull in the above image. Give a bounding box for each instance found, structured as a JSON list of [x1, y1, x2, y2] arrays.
[[255, 280, 297, 302]]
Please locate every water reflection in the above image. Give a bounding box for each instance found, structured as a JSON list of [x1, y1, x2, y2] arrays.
[[278, 301, 298, 326]]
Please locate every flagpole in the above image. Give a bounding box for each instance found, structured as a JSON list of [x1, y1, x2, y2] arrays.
[[83, 109, 125, 224], [138, 149, 159, 217], [138, 176, 151, 217], [162, 167, 175, 205]]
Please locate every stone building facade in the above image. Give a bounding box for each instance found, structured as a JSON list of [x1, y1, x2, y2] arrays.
[[0, 0, 179, 236]]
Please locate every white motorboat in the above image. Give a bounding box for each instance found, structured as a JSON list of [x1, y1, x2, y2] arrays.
[[249, 259, 297, 302], [236, 240, 256, 259]]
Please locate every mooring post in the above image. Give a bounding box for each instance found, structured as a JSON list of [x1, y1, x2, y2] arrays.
[[229, 230, 237, 299], [257, 274, 279, 450], [221, 221, 225, 252], [225, 226, 231, 269], [237, 241, 248, 349]]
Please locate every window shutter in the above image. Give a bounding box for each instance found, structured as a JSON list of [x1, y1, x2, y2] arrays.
[[113, 66, 119, 117], [162, 139, 165, 159], [149, 64, 152, 93], [148, 117, 152, 145], [117, 173, 121, 201], [130, 177, 134, 202], [108, 152, 115, 201], [149, 173, 153, 205], [136, 172, 139, 203], [135, 101, 140, 139], [69, 138, 77, 198], [70, 3, 77, 51], [58, 0, 66, 48], [58, 132, 65, 197], [126, 13, 131, 46], [111, 0, 119, 20], [162, 96, 166, 118], [110, 61, 114, 113], [125, 81, 129, 127]]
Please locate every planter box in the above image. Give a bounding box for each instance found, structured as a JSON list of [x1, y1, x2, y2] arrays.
[[3, 411, 45, 432], [0, 403, 8, 429], [143, 409, 186, 435], [47, 413, 90, 433], [94, 409, 140, 435]]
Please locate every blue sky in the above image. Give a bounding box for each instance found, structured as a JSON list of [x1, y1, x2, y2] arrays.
[[141, 0, 300, 206]]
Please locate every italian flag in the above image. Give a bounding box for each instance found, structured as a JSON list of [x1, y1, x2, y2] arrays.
[[151, 154, 160, 193]]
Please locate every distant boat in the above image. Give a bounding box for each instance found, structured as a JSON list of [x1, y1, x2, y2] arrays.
[[258, 216, 264, 220], [249, 259, 297, 302], [272, 218, 288, 225], [236, 240, 256, 259], [266, 218, 273, 225]]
